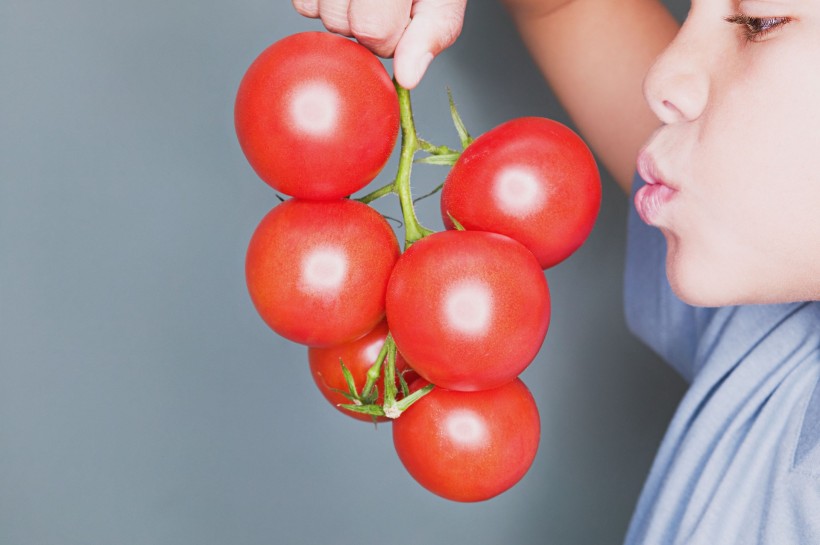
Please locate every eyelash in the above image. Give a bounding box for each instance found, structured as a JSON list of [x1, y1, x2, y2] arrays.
[[724, 14, 792, 42]]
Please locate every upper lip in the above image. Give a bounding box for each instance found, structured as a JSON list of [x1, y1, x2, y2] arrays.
[[636, 149, 677, 190]]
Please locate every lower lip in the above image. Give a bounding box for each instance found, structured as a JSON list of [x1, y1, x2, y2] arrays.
[[634, 183, 677, 225]]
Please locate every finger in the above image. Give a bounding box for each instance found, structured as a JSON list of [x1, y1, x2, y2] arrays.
[[348, 0, 412, 58], [318, 0, 353, 36], [292, 0, 320, 18], [393, 0, 467, 89]]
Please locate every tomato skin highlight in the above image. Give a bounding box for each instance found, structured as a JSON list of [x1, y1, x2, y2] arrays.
[[393, 378, 540, 502], [246, 199, 400, 347], [234, 32, 400, 200], [308, 321, 414, 423], [385, 230, 550, 391], [441, 117, 601, 269]]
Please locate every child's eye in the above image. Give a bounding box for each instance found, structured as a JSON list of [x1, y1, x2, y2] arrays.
[[724, 14, 791, 42]]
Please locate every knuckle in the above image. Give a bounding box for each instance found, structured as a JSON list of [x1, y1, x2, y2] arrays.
[[320, 14, 351, 35], [350, 19, 398, 51], [319, 1, 353, 35]]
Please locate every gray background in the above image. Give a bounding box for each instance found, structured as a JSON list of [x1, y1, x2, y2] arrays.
[[0, 1, 689, 544]]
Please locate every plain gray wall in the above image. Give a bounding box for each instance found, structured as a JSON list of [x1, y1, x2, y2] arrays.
[[0, 1, 690, 544]]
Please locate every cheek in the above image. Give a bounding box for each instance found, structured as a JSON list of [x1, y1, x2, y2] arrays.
[[673, 50, 820, 301], [657, 33, 820, 305], [672, 143, 820, 305]]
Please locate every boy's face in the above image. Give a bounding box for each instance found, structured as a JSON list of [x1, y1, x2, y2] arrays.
[[638, 0, 820, 306]]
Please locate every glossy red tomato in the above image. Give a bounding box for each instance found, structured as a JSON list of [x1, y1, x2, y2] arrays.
[[235, 32, 400, 200], [246, 199, 400, 347], [393, 378, 540, 502], [308, 321, 415, 423], [441, 117, 601, 269], [385, 230, 550, 391]]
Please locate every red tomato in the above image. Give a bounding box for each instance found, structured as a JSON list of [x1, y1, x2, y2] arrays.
[[235, 32, 399, 200], [393, 378, 540, 502], [308, 321, 415, 423], [385, 230, 550, 391], [441, 117, 601, 269], [246, 199, 400, 347]]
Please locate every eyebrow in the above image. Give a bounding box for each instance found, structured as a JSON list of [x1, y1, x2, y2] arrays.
[[736, 0, 796, 8]]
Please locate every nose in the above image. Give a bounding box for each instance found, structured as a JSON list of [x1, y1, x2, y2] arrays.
[[643, 21, 710, 124]]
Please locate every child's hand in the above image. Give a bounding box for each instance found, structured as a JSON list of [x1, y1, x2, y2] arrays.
[[292, 0, 467, 89]]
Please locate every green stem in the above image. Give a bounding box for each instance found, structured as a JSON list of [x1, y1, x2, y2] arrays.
[[356, 181, 395, 204], [413, 182, 445, 204], [345, 82, 446, 420], [418, 138, 459, 156], [395, 383, 434, 413], [382, 338, 399, 418], [394, 81, 435, 247], [360, 335, 391, 402], [381, 335, 433, 419]]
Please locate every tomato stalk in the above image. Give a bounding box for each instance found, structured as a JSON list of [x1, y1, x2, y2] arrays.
[[380, 335, 434, 419], [381, 338, 401, 418], [418, 139, 459, 156], [393, 81, 436, 247], [343, 82, 484, 420], [447, 87, 473, 150], [394, 382, 435, 414], [357, 181, 395, 204], [359, 335, 391, 401], [357, 84, 471, 233], [413, 89, 470, 169], [338, 332, 433, 419], [412, 182, 444, 204]]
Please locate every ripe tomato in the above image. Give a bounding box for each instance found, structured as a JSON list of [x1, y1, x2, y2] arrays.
[[246, 199, 400, 347], [235, 32, 400, 200], [441, 117, 601, 269], [393, 378, 540, 502], [308, 321, 415, 423], [385, 230, 550, 391]]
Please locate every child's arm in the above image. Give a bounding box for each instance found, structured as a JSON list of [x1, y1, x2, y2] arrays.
[[502, 0, 679, 193]]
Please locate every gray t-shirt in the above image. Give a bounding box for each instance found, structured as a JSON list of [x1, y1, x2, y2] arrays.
[[623, 173, 820, 545]]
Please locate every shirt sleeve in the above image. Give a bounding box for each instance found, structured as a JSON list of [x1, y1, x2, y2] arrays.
[[623, 171, 717, 382]]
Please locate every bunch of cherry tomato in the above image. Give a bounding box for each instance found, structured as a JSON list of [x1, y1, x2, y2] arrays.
[[235, 31, 601, 502]]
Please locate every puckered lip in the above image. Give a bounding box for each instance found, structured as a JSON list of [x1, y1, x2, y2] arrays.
[[636, 149, 678, 191]]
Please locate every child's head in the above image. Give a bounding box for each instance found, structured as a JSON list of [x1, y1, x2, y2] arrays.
[[637, 1, 820, 307]]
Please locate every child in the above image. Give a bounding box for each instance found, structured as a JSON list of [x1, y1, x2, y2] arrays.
[[293, 1, 820, 543]]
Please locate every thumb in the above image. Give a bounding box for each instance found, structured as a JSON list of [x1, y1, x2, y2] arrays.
[[393, 0, 467, 89]]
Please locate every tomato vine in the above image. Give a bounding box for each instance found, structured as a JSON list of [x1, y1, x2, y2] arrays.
[[238, 32, 598, 501]]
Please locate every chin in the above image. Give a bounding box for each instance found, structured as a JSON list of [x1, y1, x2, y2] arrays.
[[665, 249, 817, 307], [664, 240, 744, 308], [666, 271, 726, 308], [661, 230, 820, 307]]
